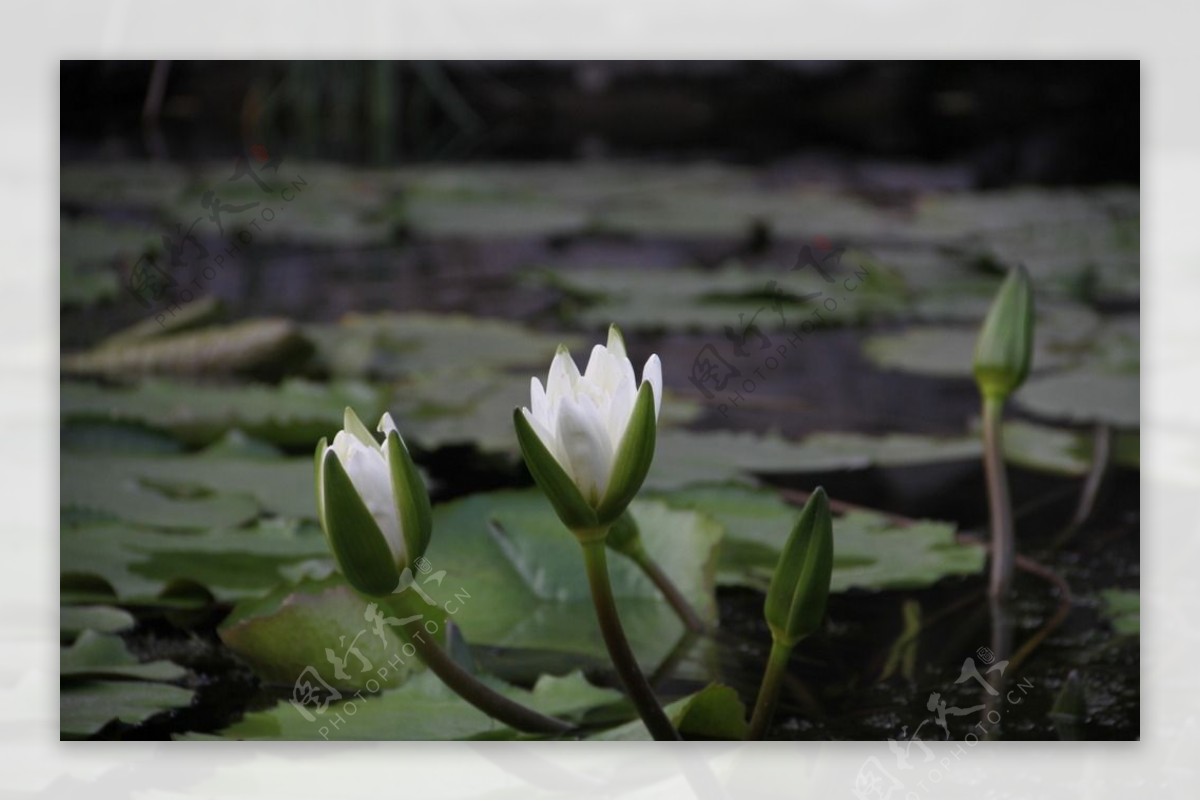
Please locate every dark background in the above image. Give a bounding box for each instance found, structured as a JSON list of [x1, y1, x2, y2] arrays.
[[61, 60, 1139, 188]]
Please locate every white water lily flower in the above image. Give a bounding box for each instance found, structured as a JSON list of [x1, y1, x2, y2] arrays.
[[515, 325, 661, 532], [315, 408, 431, 596]]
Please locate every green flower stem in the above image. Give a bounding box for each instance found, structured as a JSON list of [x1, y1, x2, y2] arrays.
[[390, 588, 573, 736], [747, 637, 793, 740], [579, 537, 681, 741], [623, 540, 707, 633], [982, 393, 1015, 600]]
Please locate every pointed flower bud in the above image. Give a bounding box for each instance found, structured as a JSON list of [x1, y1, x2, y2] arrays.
[[764, 487, 834, 647], [514, 324, 662, 535], [973, 264, 1035, 401], [315, 408, 432, 596]]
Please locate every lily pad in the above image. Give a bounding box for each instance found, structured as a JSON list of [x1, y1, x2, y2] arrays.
[[207, 669, 621, 740], [306, 312, 580, 380], [63, 451, 319, 525], [63, 319, 312, 378], [1015, 368, 1139, 429], [656, 484, 983, 592], [60, 606, 136, 641], [61, 378, 383, 448], [590, 683, 747, 740], [62, 680, 195, 739], [219, 576, 420, 691], [649, 429, 981, 489], [62, 631, 187, 682], [61, 520, 332, 607]]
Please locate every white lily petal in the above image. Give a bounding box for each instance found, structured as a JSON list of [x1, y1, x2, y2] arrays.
[[606, 372, 636, 446], [583, 344, 609, 384], [556, 394, 614, 504], [377, 412, 399, 437], [607, 325, 627, 360], [334, 431, 405, 562], [642, 353, 663, 419], [530, 377, 550, 429], [547, 347, 581, 403]]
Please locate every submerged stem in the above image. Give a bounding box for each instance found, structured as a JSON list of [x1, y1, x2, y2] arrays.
[[580, 538, 681, 741], [982, 393, 1015, 600], [390, 589, 573, 735], [748, 638, 793, 740]]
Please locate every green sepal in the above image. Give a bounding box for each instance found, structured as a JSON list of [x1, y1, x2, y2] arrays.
[[605, 509, 643, 559], [320, 448, 401, 597], [973, 264, 1035, 400], [385, 430, 432, 564], [314, 436, 328, 533], [342, 406, 378, 449], [764, 486, 834, 647], [513, 407, 599, 531], [595, 381, 657, 525]]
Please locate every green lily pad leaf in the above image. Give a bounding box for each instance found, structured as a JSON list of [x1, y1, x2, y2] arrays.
[[533, 259, 907, 332], [63, 451, 319, 525], [649, 429, 981, 489], [61, 521, 332, 607], [657, 484, 983, 593], [590, 683, 747, 740], [206, 669, 621, 740], [1099, 589, 1140, 636], [61, 377, 383, 448], [62, 631, 187, 681], [306, 312, 581, 380], [62, 680, 195, 738], [61, 421, 186, 455], [1015, 368, 1139, 429], [63, 319, 312, 378], [416, 490, 720, 672], [61, 161, 187, 208], [62, 454, 262, 530], [219, 576, 424, 691], [60, 606, 136, 641]]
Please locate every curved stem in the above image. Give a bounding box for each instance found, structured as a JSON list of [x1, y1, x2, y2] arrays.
[[390, 589, 573, 735], [747, 638, 792, 740], [982, 394, 1015, 600], [580, 538, 680, 741], [626, 541, 707, 633]]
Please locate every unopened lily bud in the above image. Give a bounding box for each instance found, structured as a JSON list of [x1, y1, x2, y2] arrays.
[[514, 324, 661, 537], [973, 264, 1035, 401], [764, 487, 834, 647], [315, 408, 432, 596]]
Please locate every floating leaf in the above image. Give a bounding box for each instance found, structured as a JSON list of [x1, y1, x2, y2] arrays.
[[61, 521, 331, 607], [63, 451, 318, 524], [62, 378, 383, 447], [60, 606, 136, 641], [413, 491, 721, 672], [206, 669, 621, 740], [63, 319, 312, 378], [590, 683, 747, 740], [61, 631, 187, 682], [1015, 368, 1139, 429], [306, 312, 580, 380], [219, 577, 418, 690], [656, 484, 983, 592], [62, 681, 195, 738]]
